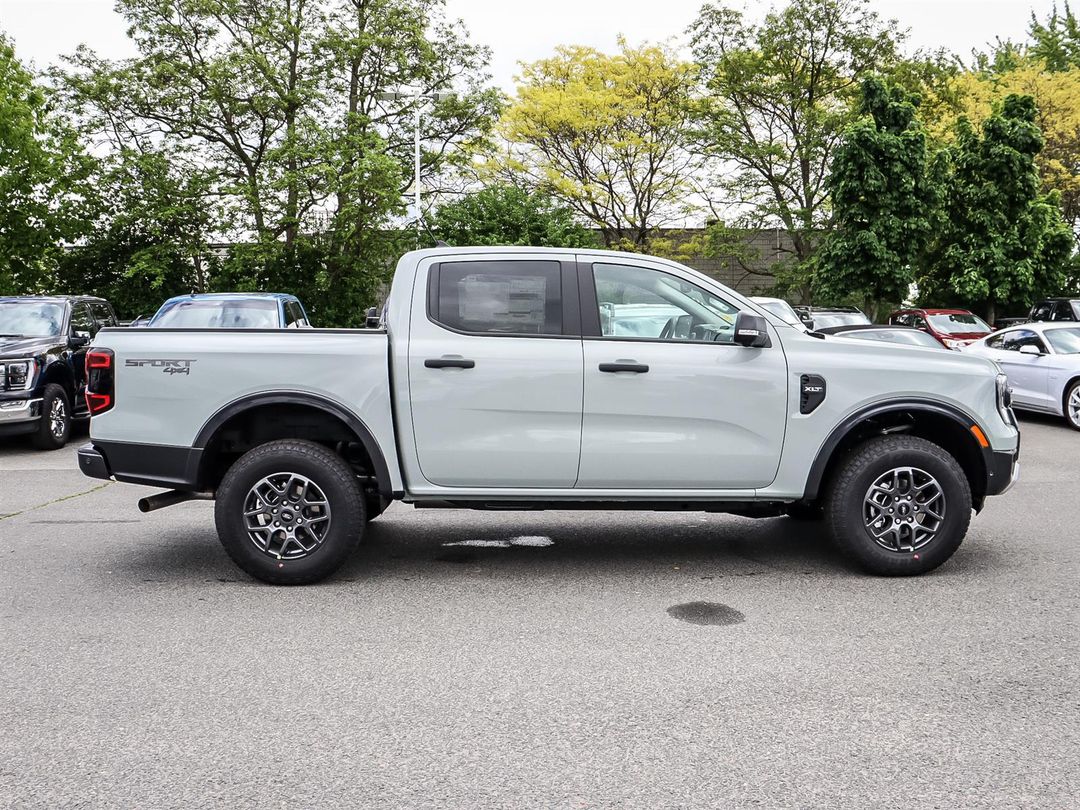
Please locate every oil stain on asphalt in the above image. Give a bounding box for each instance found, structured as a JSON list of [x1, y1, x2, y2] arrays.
[[667, 601, 746, 626]]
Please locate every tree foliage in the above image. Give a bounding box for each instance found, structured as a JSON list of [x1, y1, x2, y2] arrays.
[[816, 78, 941, 318], [58, 0, 499, 324], [688, 0, 906, 298], [0, 36, 94, 295], [493, 39, 700, 248], [431, 185, 595, 248], [922, 95, 1074, 322]]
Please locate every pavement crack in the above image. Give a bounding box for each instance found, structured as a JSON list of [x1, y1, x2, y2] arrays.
[[0, 482, 113, 522]]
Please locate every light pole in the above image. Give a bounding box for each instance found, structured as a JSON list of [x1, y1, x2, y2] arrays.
[[377, 89, 455, 243]]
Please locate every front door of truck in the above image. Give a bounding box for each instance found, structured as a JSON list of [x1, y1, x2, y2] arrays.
[[576, 260, 788, 490], [407, 255, 584, 488]]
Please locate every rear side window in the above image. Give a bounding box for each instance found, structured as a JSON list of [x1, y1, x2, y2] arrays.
[[430, 261, 562, 335]]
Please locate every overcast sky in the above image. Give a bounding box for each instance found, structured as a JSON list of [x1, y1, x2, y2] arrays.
[[0, 0, 1062, 89]]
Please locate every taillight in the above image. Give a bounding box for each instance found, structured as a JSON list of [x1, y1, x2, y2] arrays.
[[86, 349, 114, 415]]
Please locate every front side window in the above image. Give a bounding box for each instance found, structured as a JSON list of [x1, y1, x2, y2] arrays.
[[70, 304, 95, 337], [431, 261, 562, 335], [284, 301, 308, 328], [90, 302, 116, 328], [1000, 329, 1046, 352], [593, 263, 739, 343], [0, 301, 66, 337], [1031, 302, 1053, 321], [1044, 327, 1080, 354]]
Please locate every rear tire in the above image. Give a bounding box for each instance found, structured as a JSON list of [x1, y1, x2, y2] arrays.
[[215, 440, 365, 585], [1064, 379, 1080, 431], [31, 384, 72, 450], [824, 435, 971, 576]]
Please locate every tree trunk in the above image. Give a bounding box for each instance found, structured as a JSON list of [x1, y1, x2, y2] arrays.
[[986, 300, 996, 326]]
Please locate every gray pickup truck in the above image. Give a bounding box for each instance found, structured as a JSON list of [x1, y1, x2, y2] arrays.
[[78, 247, 1019, 584]]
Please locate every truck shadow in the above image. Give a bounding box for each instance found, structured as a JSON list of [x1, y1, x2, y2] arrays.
[[112, 508, 996, 585]]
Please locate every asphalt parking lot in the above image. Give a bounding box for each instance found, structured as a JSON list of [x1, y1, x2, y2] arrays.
[[1, 416, 1077, 809]]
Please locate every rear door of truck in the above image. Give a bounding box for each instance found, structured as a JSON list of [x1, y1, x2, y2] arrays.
[[406, 253, 583, 488]]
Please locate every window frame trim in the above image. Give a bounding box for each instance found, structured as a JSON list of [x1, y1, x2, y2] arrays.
[[425, 259, 581, 339]]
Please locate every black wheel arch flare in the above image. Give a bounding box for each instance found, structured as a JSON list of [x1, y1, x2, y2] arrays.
[[802, 398, 996, 509]]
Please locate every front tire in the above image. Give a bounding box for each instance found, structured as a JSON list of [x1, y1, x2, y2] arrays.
[[32, 384, 72, 450], [825, 435, 972, 576], [1064, 379, 1080, 431], [215, 440, 365, 585]]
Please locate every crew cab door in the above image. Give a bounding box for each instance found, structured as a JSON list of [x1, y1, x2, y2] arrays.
[[407, 254, 584, 487], [576, 260, 788, 489]]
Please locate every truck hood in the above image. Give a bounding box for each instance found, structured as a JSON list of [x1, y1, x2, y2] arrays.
[[0, 336, 61, 357]]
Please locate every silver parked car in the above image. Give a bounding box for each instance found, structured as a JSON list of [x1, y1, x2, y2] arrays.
[[962, 322, 1080, 430]]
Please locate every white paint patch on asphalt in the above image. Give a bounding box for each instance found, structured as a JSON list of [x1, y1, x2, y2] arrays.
[[443, 539, 512, 548], [508, 535, 554, 547], [442, 535, 555, 548]]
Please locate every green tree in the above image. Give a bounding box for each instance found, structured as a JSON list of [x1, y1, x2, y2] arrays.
[[431, 186, 596, 248], [0, 35, 94, 295], [56, 150, 218, 318], [922, 95, 1074, 323], [687, 0, 906, 300], [493, 40, 701, 248], [815, 78, 941, 318], [1029, 1, 1080, 70], [59, 0, 499, 325]]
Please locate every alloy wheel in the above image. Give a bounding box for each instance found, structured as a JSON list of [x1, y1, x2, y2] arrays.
[[242, 472, 332, 560], [50, 398, 67, 439], [862, 466, 945, 553], [1068, 386, 1080, 428]]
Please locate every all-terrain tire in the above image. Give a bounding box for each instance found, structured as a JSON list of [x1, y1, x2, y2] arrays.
[[31, 384, 72, 450], [824, 435, 972, 576], [215, 439, 365, 585]]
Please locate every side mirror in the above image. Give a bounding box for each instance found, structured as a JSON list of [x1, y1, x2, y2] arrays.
[[733, 312, 771, 348], [1018, 344, 1043, 356], [70, 334, 91, 348], [364, 307, 382, 329]]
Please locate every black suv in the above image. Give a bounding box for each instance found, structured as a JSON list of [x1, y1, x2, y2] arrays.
[[0, 296, 117, 449], [1029, 297, 1080, 322]]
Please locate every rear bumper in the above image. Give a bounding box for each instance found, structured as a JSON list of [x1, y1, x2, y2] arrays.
[[0, 397, 42, 436], [78, 440, 203, 489], [77, 443, 111, 480]]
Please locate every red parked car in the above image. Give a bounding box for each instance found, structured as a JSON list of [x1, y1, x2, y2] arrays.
[[887, 308, 993, 349]]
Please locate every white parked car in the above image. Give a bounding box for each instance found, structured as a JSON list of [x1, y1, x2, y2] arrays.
[[962, 322, 1080, 430]]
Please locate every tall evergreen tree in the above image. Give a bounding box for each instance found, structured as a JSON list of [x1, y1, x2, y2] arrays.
[[922, 95, 1074, 322], [815, 78, 940, 318]]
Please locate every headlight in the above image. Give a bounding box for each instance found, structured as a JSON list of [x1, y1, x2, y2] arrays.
[[996, 372, 1014, 423], [942, 338, 967, 350], [0, 359, 36, 391]]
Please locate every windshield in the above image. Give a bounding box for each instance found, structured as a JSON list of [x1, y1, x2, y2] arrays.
[[151, 299, 280, 328], [1044, 327, 1080, 354], [812, 312, 870, 329], [927, 312, 991, 334], [842, 329, 942, 348], [0, 301, 66, 337]]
